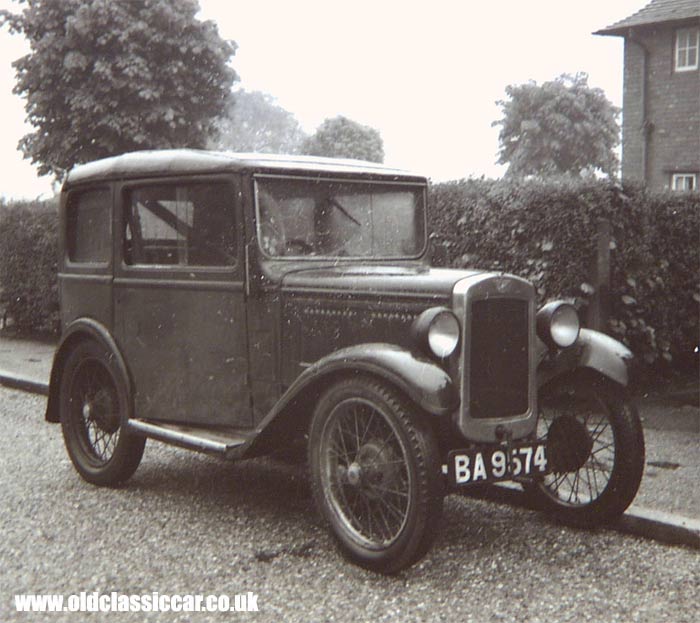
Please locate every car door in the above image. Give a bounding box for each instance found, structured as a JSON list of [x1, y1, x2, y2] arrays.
[[60, 185, 114, 331], [113, 174, 252, 428]]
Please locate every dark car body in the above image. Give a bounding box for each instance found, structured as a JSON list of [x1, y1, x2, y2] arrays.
[[46, 150, 642, 573], [46, 150, 549, 449]]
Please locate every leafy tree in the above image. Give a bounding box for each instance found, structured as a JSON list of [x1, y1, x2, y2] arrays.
[[1, 0, 237, 179], [493, 73, 620, 178], [211, 90, 306, 154], [301, 115, 384, 162]]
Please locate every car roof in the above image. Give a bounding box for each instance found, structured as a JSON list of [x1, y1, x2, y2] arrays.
[[65, 149, 426, 185]]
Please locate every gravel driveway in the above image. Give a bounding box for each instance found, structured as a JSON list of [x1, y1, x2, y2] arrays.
[[1, 387, 697, 622]]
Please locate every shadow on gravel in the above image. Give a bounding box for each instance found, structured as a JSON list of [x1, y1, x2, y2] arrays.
[[90, 443, 688, 582], [131, 453, 313, 517], [121, 449, 562, 575]]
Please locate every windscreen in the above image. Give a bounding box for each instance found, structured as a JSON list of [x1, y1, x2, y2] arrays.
[[255, 177, 426, 258]]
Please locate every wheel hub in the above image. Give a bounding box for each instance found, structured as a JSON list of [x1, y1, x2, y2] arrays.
[[82, 390, 120, 434], [357, 441, 399, 495], [546, 414, 594, 473], [82, 402, 93, 420], [347, 462, 362, 486], [338, 441, 400, 494]]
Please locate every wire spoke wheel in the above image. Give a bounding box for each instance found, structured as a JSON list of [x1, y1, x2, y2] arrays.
[[60, 341, 145, 486], [69, 358, 122, 466], [526, 374, 645, 526], [322, 399, 411, 548], [309, 377, 442, 574], [536, 394, 614, 506]]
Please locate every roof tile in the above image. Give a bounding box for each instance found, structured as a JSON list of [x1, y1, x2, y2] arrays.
[[596, 0, 700, 36]]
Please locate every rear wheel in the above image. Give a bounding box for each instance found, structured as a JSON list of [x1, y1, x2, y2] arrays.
[[309, 377, 443, 574], [60, 341, 145, 486], [526, 373, 645, 526]]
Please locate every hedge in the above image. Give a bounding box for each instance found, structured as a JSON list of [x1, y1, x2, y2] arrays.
[[1, 181, 698, 374], [429, 177, 700, 371], [0, 198, 59, 335]]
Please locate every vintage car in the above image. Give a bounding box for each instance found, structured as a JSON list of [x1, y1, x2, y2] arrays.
[[46, 150, 645, 573]]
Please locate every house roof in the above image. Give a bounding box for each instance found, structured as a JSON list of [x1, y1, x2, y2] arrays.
[[66, 149, 424, 186], [595, 0, 700, 36]]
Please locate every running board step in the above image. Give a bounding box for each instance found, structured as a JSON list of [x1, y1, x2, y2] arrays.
[[127, 419, 253, 458]]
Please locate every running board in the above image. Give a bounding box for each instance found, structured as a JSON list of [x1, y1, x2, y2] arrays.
[[126, 419, 253, 459]]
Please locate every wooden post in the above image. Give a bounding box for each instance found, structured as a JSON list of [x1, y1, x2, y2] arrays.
[[586, 219, 611, 331]]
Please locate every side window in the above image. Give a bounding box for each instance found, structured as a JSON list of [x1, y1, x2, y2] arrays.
[[123, 182, 237, 267], [66, 188, 111, 264], [675, 27, 699, 72], [671, 173, 697, 191]]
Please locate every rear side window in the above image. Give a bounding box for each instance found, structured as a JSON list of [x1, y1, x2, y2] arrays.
[[66, 188, 111, 264], [123, 182, 236, 267]]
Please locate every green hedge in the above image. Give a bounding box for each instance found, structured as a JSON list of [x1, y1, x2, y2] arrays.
[[428, 177, 700, 371], [0, 198, 59, 335]]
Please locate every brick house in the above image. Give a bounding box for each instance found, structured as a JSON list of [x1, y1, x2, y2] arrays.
[[596, 0, 699, 191]]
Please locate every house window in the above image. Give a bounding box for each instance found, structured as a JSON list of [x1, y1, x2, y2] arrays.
[[675, 27, 699, 71], [671, 173, 697, 191]]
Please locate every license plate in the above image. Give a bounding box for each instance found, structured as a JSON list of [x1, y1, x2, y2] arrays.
[[448, 443, 548, 486]]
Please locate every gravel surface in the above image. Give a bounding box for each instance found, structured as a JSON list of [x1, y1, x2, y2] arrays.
[[635, 408, 699, 518], [1, 387, 698, 622]]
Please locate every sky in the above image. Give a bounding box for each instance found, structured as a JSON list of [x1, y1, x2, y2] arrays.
[[0, 0, 648, 199]]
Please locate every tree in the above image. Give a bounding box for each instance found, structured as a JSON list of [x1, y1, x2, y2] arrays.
[[301, 115, 384, 163], [1, 0, 237, 179], [493, 73, 620, 178], [211, 90, 306, 154]]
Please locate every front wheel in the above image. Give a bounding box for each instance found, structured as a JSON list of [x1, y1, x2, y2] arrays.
[[525, 373, 645, 526], [309, 377, 443, 574], [60, 341, 145, 486]]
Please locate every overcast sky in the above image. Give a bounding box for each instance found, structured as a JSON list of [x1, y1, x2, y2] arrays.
[[0, 0, 646, 199]]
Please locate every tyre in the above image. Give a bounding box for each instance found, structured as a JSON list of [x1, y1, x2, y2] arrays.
[[309, 377, 443, 574], [525, 372, 645, 526], [60, 340, 145, 486]]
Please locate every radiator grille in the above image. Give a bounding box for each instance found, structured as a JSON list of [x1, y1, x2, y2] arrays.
[[469, 298, 529, 419]]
